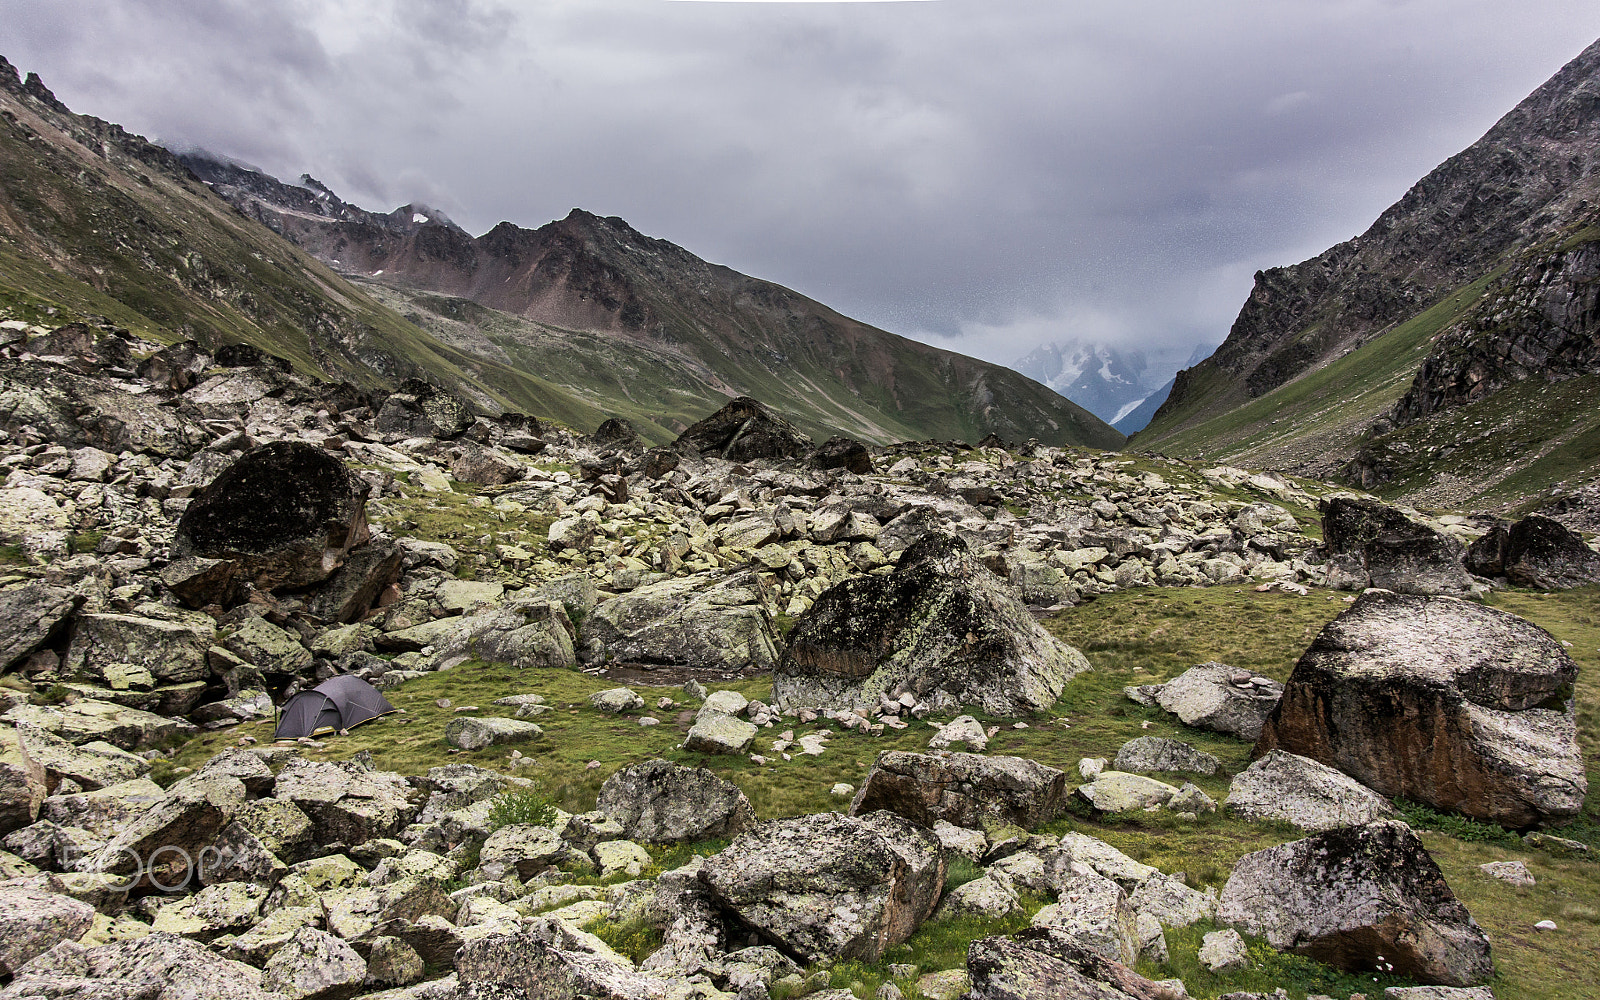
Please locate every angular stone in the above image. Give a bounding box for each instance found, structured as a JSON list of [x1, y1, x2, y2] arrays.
[[262, 926, 367, 1000], [3, 699, 196, 751], [699, 810, 946, 964], [701, 689, 750, 716], [477, 824, 567, 882], [159, 556, 240, 609], [587, 569, 780, 674], [1226, 750, 1399, 832], [964, 927, 1175, 1000], [62, 613, 214, 688], [423, 598, 577, 672], [596, 759, 756, 843], [1128, 873, 1217, 928], [0, 723, 46, 835], [1198, 928, 1247, 971], [0, 582, 82, 671], [456, 918, 674, 999], [17, 726, 150, 792], [1112, 737, 1220, 776], [684, 712, 757, 755], [850, 751, 1067, 831], [41, 777, 164, 839], [1320, 496, 1475, 595], [1074, 772, 1179, 813], [0, 883, 96, 976], [365, 934, 426, 987], [1151, 662, 1283, 740], [223, 616, 314, 675], [2, 930, 274, 1000], [1256, 591, 1586, 827], [774, 533, 1091, 716], [589, 688, 645, 714], [928, 715, 988, 751], [445, 716, 544, 751], [1031, 869, 1139, 966], [675, 396, 812, 463], [91, 771, 246, 888], [150, 880, 268, 941], [1467, 515, 1600, 589], [1219, 820, 1492, 987], [306, 540, 403, 624]]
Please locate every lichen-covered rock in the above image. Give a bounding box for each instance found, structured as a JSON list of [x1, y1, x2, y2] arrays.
[[774, 533, 1090, 716], [444, 716, 545, 751], [939, 873, 1022, 918], [0, 884, 96, 975], [364, 934, 425, 987], [675, 396, 812, 463], [3, 699, 195, 752], [1112, 737, 1220, 776], [1226, 749, 1398, 832], [1198, 928, 1248, 971], [270, 758, 417, 846], [1149, 662, 1283, 740], [0, 582, 81, 672], [1255, 591, 1586, 827], [476, 824, 567, 882], [1030, 869, 1139, 966], [424, 598, 577, 672], [683, 712, 757, 756], [150, 880, 268, 941], [306, 540, 404, 625], [456, 918, 674, 999], [1466, 514, 1600, 589], [699, 810, 946, 964], [587, 569, 779, 674], [61, 613, 214, 690], [589, 688, 645, 714], [374, 379, 473, 441], [1128, 873, 1218, 928], [0, 724, 46, 835], [261, 926, 367, 1000], [849, 751, 1067, 831], [964, 927, 1179, 1000], [1319, 496, 1476, 595], [1, 930, 278, 1000], [1218, 820, 1493, 986], [222, 616, 313, 676], [1050, 832, 1158, 891], [90, 771, 245, 888], [170, 441, 372, 592], [596, 759, 756, 843], [1074, 772, 1179, 813]]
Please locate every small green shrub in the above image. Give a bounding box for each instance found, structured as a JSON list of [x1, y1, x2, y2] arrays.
[[583, 916, 663, 964], [1395, 799, 1521, 847], [486, 785, 559, 832]]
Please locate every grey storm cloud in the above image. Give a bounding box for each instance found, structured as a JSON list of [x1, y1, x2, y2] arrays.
[[6, 0, 1600, 375]]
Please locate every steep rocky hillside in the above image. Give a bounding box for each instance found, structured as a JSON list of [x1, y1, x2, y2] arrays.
[[0, 58, 623, 431], [182, 153, 1122, 450], [1137, 37, 1600, 511]]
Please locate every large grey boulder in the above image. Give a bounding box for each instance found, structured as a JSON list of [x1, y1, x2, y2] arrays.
[[374, 379, 473, 441], [170, 441, 372, 593], [424, 599, 576, 672], [699, 811, 945, 964], [15, 724, 150, 792], [1466, 514, 1600, 589], [1219, 820, 1492, 987], [1226, 750, 1399, 832], [456, 918, 674, 1000], [849, 751, 1067, 831], [1256, 591, 1587, 827], [0, 724, 46, 835], [2, 699, 195, 751], [476, 824, 567, 882], [60, 613, 214, 692], [675, 396, 812, 463], [964, 928, 1181, 1000], [261, 926, 367, 1000], [683, 712, 757, 756], [1146, 662, 1282, 740], [0, 884, 96, 976], [1074, 772, 1179, 813], [270, 758, 416, 846], [90, 771, 246, 888], [1030, 869, 1139, 966], [1112, 737, 1220, 776], [444, 717, 544, 751], [41, 777, 165, 839], [773, 533, 1090, 716], [0, 583, 81, 672], [0, 931, 280, 1000], [596, 759, 756, 843], [587, 570, 780, 674], [1319, 496, 1476, 595]]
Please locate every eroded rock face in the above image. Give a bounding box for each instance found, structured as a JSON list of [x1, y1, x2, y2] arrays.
[[1466, 515, 1600, 589], [1255, 591, 1586, 827], [596, 759, 756, 843], [849, 751, 1067, 831], [675, 396, 812, 463], [773, 533, 1090, 716], [812, 436, 874, 475], [1319, 496, 1475, 595], [1218, 820, 1493, 987], [171, 441, 371, 592], [698, 810, 945, 964]]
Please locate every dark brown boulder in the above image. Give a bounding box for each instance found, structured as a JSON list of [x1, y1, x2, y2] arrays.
[[675, 396, 812, 463], [214, 342, 293, 373], [811, 436, 874, 474], [850, 751, 1067, 831], [307, 540, 404, 624], [1467, 515, 1600, 589], [1255, 591, 1585, 827], [170, 441, 372, 592], [1319, 496, 1474, 595]]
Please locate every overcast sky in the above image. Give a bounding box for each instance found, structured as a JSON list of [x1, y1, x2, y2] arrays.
[[7, 1, 1600, 378]]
